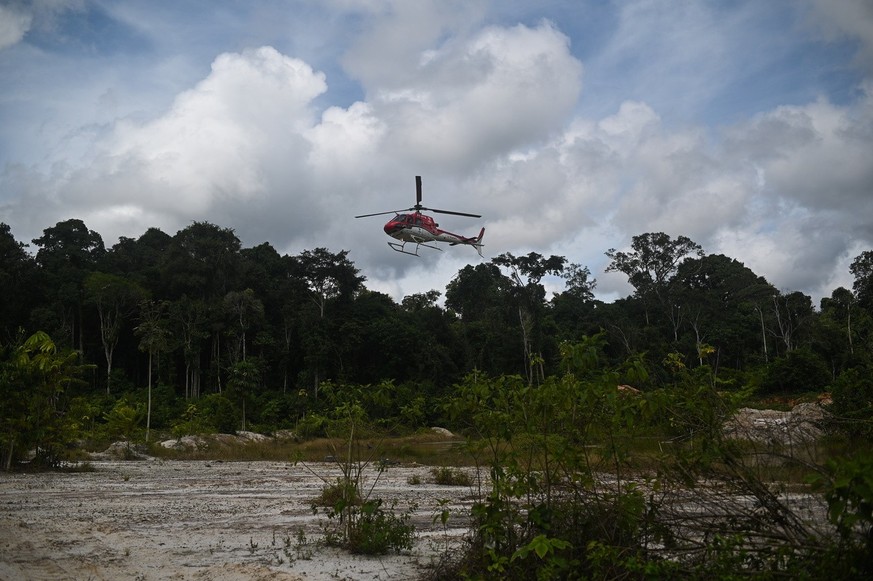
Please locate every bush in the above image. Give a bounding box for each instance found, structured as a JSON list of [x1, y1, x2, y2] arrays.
[[829, 366, 873, 438], [198, 393, 238, 433], [310, 398, 417, 556], [438, 337, 858, 580], [431, 466, 472, 486], [345, 499, 414, 555], [296, 413, 328, 438], [761, 349, 831, 394]]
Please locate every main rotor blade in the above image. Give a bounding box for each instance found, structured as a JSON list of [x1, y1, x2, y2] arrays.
[[354, 209, 406, 218], [416, 176, 422, 205], [426, 207, 482, 218]]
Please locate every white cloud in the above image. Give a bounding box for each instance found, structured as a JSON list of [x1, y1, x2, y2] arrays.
[[307, 102, 386, 180], [2, 1, 872, 308], [805, 0, 873, 74], [729, 94, 873, 216], [340, 0, 488, 90], [43, 47, 328, 245], [0, 4, 32, 49], [366, 20, 583, 174]]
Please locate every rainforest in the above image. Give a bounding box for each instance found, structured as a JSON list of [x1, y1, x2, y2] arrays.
[[1, 218, 872, 579]]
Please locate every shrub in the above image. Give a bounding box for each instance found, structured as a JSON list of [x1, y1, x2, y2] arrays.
[[197, 393, 238, 433], [761, 349, 831, 394], [309, 399, 416, 556], [345, 499, 414, 555], [829, 366, 873, 438], [431, 466, 472, 486]]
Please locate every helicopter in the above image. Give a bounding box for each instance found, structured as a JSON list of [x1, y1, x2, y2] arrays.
[[355, 176, 485, 257]]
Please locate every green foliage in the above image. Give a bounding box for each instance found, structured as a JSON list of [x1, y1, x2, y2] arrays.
[[197, 393, 238, 433], [344, 499, 415, 555], [850, 250, 873, 311], [3, 220, 867, 468], [316, 477, 361, 508], [307, 391, 417, 556], [296, 412, 329, 438], [440, 335, 867, 580], [817, 454, 873, 540], [170, 403, 215, 438], [103, 399, 144, 442], [442, 338, 663, 579], [805, 453, 873, 577], [430, 466, 473, 486], [829, 365, 873, 438], [761, 349, 831, 394], [0, 331, 92, 469]]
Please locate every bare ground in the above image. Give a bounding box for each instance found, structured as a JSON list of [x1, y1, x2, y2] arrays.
[[0, 460, 478, 581]]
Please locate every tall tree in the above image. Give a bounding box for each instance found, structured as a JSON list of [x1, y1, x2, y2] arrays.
[[850, 250, 873, 312], [671, 254, 776, 368], [32, 219, 105, 351], [0, 223, 37, 340], [278, 257, 310, 393], [135, 300, 170, 443], [223, 289, 265, 364], [292, 248, 365, 318], [561, 263, 597, 301], [605, 232, 704, 326], [160, 222, 242, 300], [445, 263, 516, 375], [770, 291, 815, 355], [492, 252, 566, 384], [292, 248, 365, 396], [817, 287, 861, 375], [84, 272, 147, 392], [169, 296, 208, 399], [551, 264, 599, 343], [101, 228, 171, 292]]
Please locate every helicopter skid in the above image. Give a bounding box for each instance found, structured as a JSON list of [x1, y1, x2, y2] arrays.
[[388, 240, 442, 256]]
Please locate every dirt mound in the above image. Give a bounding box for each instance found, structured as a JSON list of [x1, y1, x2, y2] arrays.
[[159, 431, 280, 451], [724, 401, 830, 445], [90, 440, 152, 460]]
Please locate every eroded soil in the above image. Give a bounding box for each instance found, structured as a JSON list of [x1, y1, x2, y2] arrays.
[[0, 460, 478, 581]]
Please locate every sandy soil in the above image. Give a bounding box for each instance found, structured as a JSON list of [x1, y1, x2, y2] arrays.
[[0, 460, 479, 581]]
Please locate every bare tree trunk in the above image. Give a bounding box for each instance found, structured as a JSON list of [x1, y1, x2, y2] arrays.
[[146, 350, 153, 443], [755, 304, 768, 363], [847, 305, 853, 355], [4, 439, 13, 471], [518, 307, 533, 385], [772, 295, 793, 352], [670, 304, 684, 343]]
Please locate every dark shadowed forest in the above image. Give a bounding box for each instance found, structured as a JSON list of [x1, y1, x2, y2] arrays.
[[2, 218, 873, 578], [1, 219, 871, 455]]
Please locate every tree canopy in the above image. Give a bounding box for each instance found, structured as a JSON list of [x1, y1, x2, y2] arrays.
[[0, 218, 870, 468]]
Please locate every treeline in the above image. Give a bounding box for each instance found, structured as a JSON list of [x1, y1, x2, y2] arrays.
[[1, 220, 872, 461]]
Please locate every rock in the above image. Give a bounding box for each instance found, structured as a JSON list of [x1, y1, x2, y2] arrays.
[[273, 429, 298, 441], [431, 427, 454, 437], [723, 401, 830, 445], [159, 435, 207, 450], [91, 441, 150, 460], [158, 432, 272, 451], [235, 431, 270, 442]]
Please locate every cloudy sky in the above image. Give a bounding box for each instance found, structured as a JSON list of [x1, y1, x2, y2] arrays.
[[1, 0, 872, 304]]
